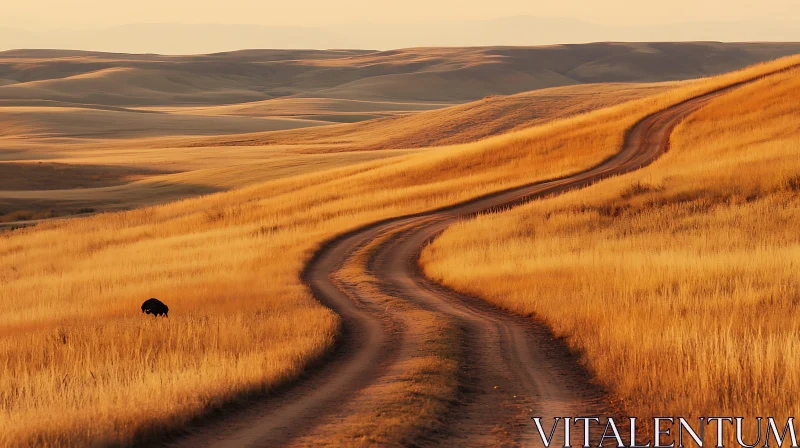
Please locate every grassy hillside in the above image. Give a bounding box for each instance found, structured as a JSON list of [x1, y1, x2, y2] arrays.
[[2, 42, 798, 224], [177, 81, 678, 150], [0, 82, 671, 224], [2, 43, 799, 106], [421, 59, 800, 444], [1, 56, 797, 446], [0, 106, 324, 139]]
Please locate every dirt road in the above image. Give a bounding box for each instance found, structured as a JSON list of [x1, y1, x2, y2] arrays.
[[165, 80, 751, 447]]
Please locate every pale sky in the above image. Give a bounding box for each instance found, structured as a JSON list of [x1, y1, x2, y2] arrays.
[[3, 0, 798, 29], [2, 0, 799, 53]]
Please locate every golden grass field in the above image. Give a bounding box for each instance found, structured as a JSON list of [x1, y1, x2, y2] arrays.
[[421, 60, 800, 443], [1, 50, 799, 446], [4, 42, 800, 223], [0, 82, 673, 225]]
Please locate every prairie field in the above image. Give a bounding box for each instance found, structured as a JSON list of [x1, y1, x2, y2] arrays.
[[1, 49, 799, 446], [0, 82, 671, 224], [421, 60, 800, 442], [2, 42, 797, 223]]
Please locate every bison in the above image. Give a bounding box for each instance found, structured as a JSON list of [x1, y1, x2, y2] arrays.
[[141, 298, 169, 317]]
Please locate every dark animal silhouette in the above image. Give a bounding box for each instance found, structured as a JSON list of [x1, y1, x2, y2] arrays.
[[141, 298, 169, 317]]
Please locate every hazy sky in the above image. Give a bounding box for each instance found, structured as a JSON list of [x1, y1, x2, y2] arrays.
[[2, 0, 799, 53], [4, 0, 799, 29]]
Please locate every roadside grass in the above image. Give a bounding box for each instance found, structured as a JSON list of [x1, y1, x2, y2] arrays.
[[421, 65, 800, 444]]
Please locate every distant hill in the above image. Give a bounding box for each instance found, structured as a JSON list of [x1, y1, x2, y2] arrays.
[[1, 42, 799, 106]]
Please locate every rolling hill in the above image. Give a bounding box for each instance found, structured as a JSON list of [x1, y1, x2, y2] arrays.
[[0, 81, 672, 223], [2, 43, 800, 106], [4, 42, 800, 225]]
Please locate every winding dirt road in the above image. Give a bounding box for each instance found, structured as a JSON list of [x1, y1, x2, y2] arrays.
[[166, 79, 761, 447]]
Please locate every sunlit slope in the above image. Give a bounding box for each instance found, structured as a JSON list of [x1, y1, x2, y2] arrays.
[[0, 149, 420, 225], [421, 61, 800, 442], [1, 82, 673, 151], [164, 97, 450, 123], [192, 82, 676, 151], [0, 106, 324, 139], [1, 42, 797, 223], [1, 56, 797, 446], [0, 81, 670, 222], [2, 43, 799, 106]]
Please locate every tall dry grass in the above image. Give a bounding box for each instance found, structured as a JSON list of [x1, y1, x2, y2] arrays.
[[421, 64, 800, 441], [2, 56, 798, 446]]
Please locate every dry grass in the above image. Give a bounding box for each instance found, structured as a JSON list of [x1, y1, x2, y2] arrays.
[[0, 82, 668, 220], [178, 82, 677, 151], [421, 64, 800, 442], [1, 56, 798, 446]]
